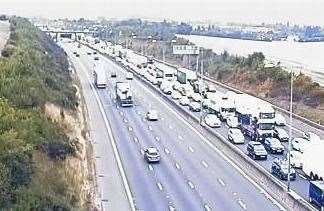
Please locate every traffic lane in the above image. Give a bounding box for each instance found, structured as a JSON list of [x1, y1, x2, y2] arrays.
[[130, 84, 281, 211], [67, 44, 169, 211], [98, 88, 169, 211], [65, 46, 132, 211], [106, 60, 280, 210]]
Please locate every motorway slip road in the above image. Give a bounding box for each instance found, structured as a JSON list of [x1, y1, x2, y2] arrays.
[[63, 41, 284, 211]]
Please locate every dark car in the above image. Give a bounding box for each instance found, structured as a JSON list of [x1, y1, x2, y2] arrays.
[[271, 159, 296, 181], [75, 53, 80, 57], [274, 128, 289, 142], [93, 51, 97, 55], [264, 137, 285, 154], [94, 56, 99, 60], [247, 141, 267, 160], [87, 52, 92, 55], [111, 71, 117, 78]]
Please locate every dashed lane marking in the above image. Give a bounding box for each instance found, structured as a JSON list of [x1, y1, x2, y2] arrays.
[[238, 199, 247, 210], [148, 165, 153, 171], [157, 182, 163, 191], [164, 148, 170, 154], [188, 146, 195, 153], [201, 160, 209, 168], [175, 163, 181, 170], [217, 178, 226, 187], [204, 204, 212, 211], [188, 181, 195, 189]]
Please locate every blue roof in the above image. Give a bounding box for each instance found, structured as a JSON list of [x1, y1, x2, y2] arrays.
[[311, 181, 324, 190]]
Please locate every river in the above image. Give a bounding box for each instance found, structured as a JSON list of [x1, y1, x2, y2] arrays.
[[178, 34, 324, 86]]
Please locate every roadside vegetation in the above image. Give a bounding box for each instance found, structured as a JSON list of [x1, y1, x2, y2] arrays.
[[101, 19, 324, 124], [0, 17, 85, 210]]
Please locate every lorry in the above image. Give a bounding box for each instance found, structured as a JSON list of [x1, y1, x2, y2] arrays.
[[115, 82, 133, 107], [155, 63, 175, 82], [309, 181, 324, 210], [235, 94, 275, 141], [302, 142, 324, 181], [93, 62, 107, 88], [208, 92, 236, 121], [177, 67, 197, 84]]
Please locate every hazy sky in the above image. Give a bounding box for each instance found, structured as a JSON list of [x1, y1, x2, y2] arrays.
[[1, 0, 323, 25]]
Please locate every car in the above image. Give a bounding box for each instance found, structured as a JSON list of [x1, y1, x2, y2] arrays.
[[87, 52, 92, 55], [204, 114, 221, 128], [202, 99, 211, 109], [206, 84, 217, 93], [73, 51, 77, 54], [287, 150, 303, 169], [275, 113, 287, 126], [228, 128, 245, 144], [274, 128, 289, 142], [126, 72, 134, 80], [111, 71, 117, 78], [189, 101, 201, 112], [303, 132, 321, 142], [247, 141, 268, 160], [146, 110, 158, 121], [162, 86, 172, 95], [173, 81, 181, 91], [191, 93, 202, 102], [94, 56, 99, 60], [263, 137, 285, 154], [150, 77, 159, 85], [271, 159, 296, 181], [292, 137, 309, 152], [179, 96, 190, 106], [171, 91, 182, 100], [226, 116, 239, 128], [93, 51, 97, 55], [144, 147, 160, 163]]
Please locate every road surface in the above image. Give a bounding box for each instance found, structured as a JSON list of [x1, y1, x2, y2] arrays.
[[63, 41, 284, 211]]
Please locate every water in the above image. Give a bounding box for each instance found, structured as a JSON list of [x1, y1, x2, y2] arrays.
[[178, 34, 324, 85]]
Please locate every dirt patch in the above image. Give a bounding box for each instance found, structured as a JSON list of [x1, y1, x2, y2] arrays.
[[0, 21, 10, 54], [44, 83, 96, 210]]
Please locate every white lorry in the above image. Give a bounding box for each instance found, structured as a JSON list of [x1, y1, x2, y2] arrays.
[[115, 82, 133, 107], [302, 142, 324, 181], [93, 62, 107, 88]]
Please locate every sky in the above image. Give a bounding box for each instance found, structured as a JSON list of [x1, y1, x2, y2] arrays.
[[1, 0, 323, 25]]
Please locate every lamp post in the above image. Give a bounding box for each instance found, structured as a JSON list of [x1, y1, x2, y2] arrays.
[[199, 48, 204, 125]]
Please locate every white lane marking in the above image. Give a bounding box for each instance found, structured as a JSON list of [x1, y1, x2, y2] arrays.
[[148, 125, 153, 131], [188, 181, 195, 189], [238, 199, 247, 210], [164, 148, 170, 154], [134, 137, 138, 143], [137, 111, 141, 115], [188, 146, 195, 153], [128, 126, 133, 131], [168, 205, 176, 211], [161, 117, 165, 121], [123, 118, 128, 123], [175, 163, 181, 170], [119, 111, 124, 116], [233, 192, 237, 196], [178, 135, 183, 140], [129, 75, 286, 210], [218, 178, 226, 187], [140, 149, 145, 155], [204, 204, 212, 211], [169, 125, 173, 129], [77, 61, 136, 211], [298, 173, 307, 180], [157, 182, 163, 191], [201, 160, 209, 168], [148, 165, 153, 171], [155, 136, 160, 141]]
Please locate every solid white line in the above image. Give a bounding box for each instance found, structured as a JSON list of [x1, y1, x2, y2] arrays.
[[298, 173, 307, 180], [188, 146, 195, 153], [201, 160, 209, 168], [77, 60, 136, 211], [129, 71, 286, 210], [157, 182, 163, 191]]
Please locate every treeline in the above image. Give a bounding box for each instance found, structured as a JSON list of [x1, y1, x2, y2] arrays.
[[0, 17, 81, 210]]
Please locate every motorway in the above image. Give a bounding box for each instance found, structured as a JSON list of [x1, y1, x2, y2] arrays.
[[62, 41, 285, 211]]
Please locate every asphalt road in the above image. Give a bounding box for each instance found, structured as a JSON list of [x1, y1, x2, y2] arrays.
[[63, 41, 284, 211]]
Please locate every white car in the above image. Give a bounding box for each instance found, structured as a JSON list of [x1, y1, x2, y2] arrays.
[[287, 150, 303, 169], [226, 116, 239, 128], [204, 114, 221, 128], [146, 110, 158, 121], [275, 113, 287, 126], [162, 86, 172, 95], [228, 128, 245, 144], [126, 72, 134, 80], [144, 147, 160, 163], [191, 93, 203, 102], [303, 132, 321, 142], [173, 81, 181, 91], [189, 101, 201, 112], [179, 96, 190, 106], [202, 99, 211, 109], [171, 91, 182, 100], [292, 137, 308, 152]]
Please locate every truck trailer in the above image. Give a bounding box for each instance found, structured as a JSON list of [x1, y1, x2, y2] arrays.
[[309, 181, 324, 210], [93, 62, 107, 88], [115, 82, 133, 107]]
